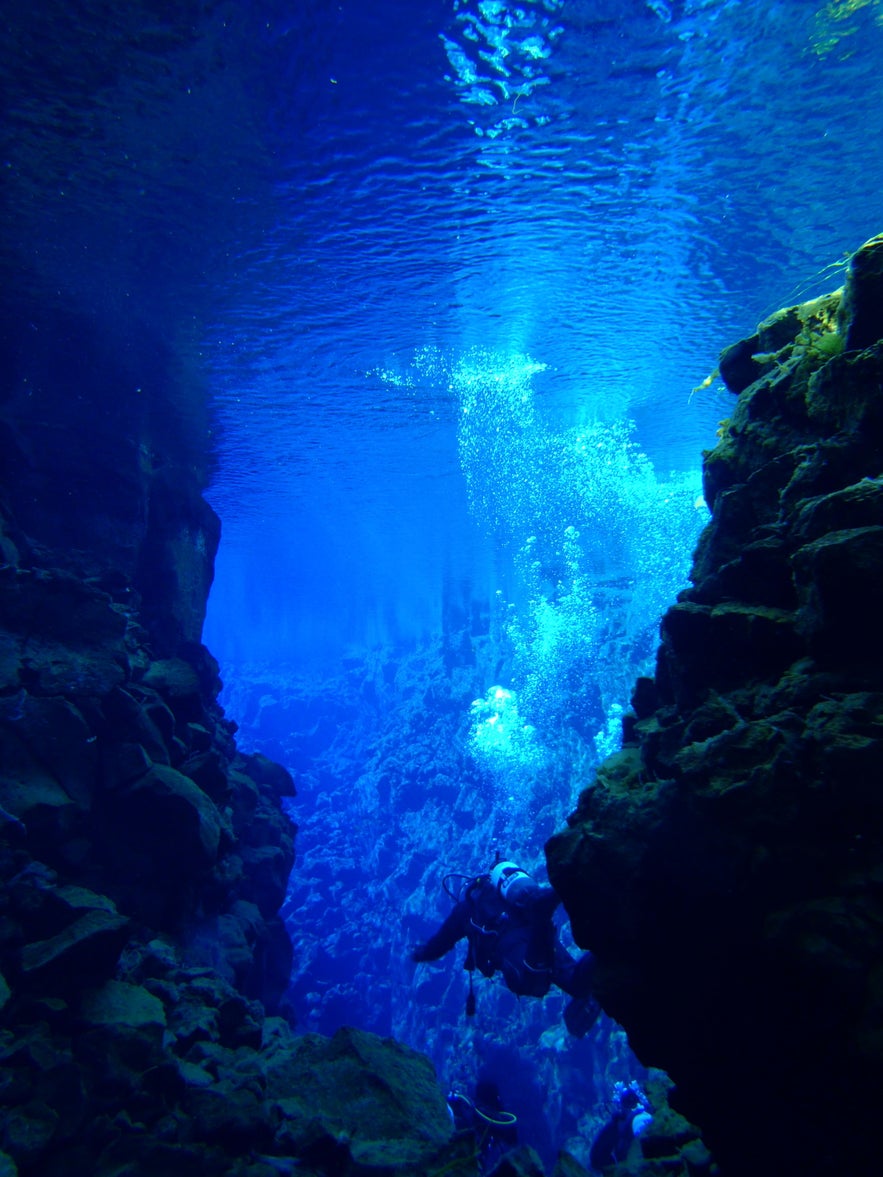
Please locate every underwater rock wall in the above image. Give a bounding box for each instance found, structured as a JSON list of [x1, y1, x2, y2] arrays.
[[0, 302, 466, 1176], [547, 234, 883, 1177]]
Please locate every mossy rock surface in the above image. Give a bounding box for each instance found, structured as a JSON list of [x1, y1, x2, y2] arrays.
[[548, 235, 883, 1177]]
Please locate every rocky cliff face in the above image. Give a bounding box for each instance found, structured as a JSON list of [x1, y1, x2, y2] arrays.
[[547, 234, 883, 1177], [0, 301, 466, 1176]]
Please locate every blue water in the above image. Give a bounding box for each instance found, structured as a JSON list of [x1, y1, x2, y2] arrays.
[[5, 0, 883, 1167], [5, 1, 882, 664], [197, 0, 883, 666]]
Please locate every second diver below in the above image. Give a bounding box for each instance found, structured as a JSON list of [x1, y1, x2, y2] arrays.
[[411, 860, 601, 1037]]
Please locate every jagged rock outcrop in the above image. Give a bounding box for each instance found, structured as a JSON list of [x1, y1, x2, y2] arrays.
[[547, 234, 883, 1177], [0, 566, 296, 1005]]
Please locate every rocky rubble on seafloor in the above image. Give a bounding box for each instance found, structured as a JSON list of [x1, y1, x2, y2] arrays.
[[548, 233, 883, 1177]]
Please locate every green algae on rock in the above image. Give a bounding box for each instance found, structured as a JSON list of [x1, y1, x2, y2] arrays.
[[547, 232, 883, 1177]]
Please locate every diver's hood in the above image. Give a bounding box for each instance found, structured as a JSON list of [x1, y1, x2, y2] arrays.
[[490, 861, 532, 900]]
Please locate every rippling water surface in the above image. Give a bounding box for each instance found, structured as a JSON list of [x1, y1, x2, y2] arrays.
[[4, 0, 883, 661]]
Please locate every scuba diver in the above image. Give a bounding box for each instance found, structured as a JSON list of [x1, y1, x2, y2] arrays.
[[589, 1082, 653, 1171], [447, 1079, 518, 1174], [411, 859, 601, 1036]]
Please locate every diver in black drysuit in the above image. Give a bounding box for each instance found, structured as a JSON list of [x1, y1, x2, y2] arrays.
[[411, 861, 600, 1036], [589, 1086, 653, 1171], [448, 1079, 518, 1174]]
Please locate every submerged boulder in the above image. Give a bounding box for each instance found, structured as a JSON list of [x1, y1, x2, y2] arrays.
[[267, 1025, 458, 1174], [115, 763, 224, 868], [20, 909, 131, 990]]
